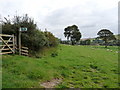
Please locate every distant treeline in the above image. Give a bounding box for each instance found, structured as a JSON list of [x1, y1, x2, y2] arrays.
[[60, 37, 120, 46], [2, 14, 59, 55], [63, 24, 118, 48]]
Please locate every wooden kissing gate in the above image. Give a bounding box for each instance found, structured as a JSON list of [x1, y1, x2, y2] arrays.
[[0, 34, 28, 56]]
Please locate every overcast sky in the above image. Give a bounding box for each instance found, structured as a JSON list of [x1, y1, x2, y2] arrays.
[[0, 0, 119, 40]]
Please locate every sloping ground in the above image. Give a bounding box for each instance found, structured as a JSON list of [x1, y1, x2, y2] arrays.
[[2, 45, 119, 88]]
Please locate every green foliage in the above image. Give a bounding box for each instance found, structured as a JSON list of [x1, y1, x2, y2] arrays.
[[2, 14, 36, 35], [2, 45, 119, 88], [97, 29, 116, 48], [22, 30, 48, 51], [44, 31, 59, 47], [64, 25, 82, 45], [2, 14, 59, 55], [80, 39, 91, 45], [2, 23, 15, 35]]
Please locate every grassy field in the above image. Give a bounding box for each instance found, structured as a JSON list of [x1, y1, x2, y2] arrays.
[[2, 45, 119, 88]]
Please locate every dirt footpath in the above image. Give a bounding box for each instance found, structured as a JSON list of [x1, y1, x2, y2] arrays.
[[40, 78, 62, 88]]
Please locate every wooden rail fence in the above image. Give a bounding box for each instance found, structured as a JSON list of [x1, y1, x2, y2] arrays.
[[21, 46, 29, 56]]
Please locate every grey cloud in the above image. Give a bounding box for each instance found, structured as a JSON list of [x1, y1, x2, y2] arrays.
[[40, 5, 118, 39], [118, 2, 120, 33], [80, 24, 97, 28], [0, 0, 118, 40], [0, 0, 23, 17]]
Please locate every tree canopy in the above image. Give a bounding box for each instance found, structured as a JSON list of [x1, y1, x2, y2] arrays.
[[64, 25, 81, 45], [97, 29, 116, 48]]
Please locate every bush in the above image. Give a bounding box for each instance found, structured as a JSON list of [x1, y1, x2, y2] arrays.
[[22, 30, 48, 51], [44, 31, 59, 47], [2, 14, 59, 56]]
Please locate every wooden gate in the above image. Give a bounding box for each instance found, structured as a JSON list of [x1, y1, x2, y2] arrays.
[[0, 34, 15, 55], [0, 34, 29, 56]]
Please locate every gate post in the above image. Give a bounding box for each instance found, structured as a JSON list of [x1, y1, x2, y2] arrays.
[[19, 30, 21, 55], [12, 34, 15, 54]]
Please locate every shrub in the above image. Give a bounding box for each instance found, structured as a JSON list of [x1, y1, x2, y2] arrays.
[[2, 14, 59, 56], [44, 31, 59, 47]]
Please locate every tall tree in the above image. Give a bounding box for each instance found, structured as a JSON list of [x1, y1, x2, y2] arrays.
[[97, 29, 116, 48], [64, 25, 81, 45]]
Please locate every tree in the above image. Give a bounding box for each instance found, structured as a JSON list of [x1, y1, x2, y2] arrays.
[[97, 29, 116, 48], [64, 26, 71, 41], [64, 25, 81, 45]]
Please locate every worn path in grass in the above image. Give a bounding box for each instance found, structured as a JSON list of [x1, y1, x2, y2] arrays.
[[2, 45, 119, 88], [40, 78, 62, 88]]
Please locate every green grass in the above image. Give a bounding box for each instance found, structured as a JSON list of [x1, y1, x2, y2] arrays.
[[2, 45, 119, 88]]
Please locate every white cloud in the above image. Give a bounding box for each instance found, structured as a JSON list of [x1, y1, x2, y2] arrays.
[[0, 0, 119, 40]]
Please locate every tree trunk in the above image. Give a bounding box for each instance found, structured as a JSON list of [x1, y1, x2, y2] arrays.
[[105, 44, 107, 48], [71, 40, 75, 45], [67, 37, 69, 44], [105, 38, 107, 48], [67, 37, 69, 41]]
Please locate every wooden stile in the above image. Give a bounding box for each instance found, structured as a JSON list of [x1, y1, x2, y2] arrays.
[[21, 46, 28, 49], [21, 46, 28, 56], [21, 49, 28, 53]]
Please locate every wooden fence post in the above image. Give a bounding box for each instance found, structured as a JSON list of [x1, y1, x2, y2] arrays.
[[12, 34, 15, 54], [14, 36, 17, 51], [19, 30, 21, 55]]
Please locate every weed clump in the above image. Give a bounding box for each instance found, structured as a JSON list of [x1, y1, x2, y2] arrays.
[[51, 52, 58, 57], [27, 71, 44, 80], [84, 77, 88, 79], [35, 55, 42, 58], [90, 64, 98, 69]]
